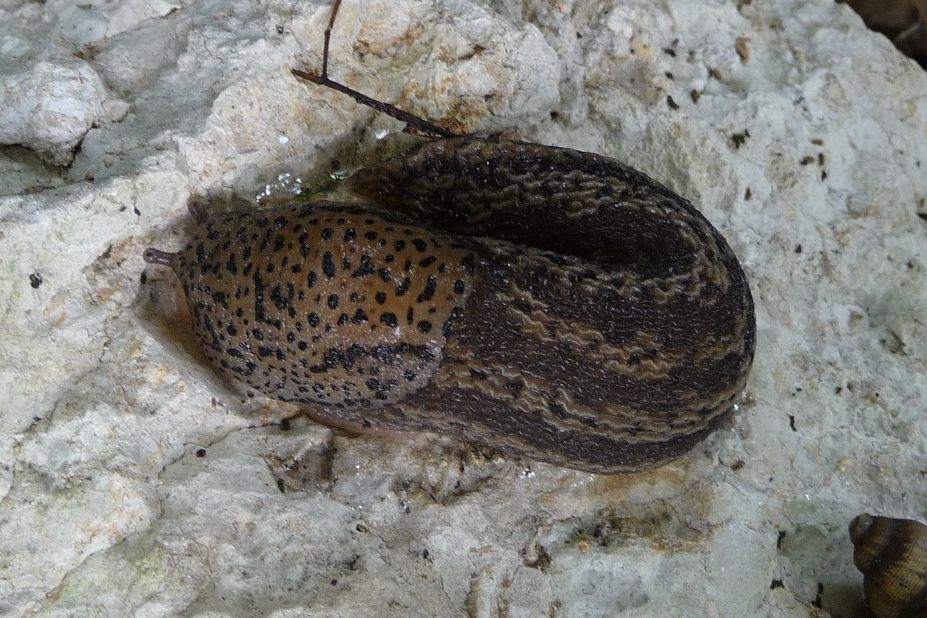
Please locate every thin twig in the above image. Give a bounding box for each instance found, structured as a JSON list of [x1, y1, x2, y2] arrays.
[[321, 0, 342, 78], [291, 1, 461, 139], [291, 69, 459, 138]]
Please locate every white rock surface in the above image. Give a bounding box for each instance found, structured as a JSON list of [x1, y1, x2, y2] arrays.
[[0, 60, 108, 166], [1, 0, 925, 616]]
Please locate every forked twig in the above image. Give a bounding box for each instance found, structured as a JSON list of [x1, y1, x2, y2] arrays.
[[291, 0, 460, 139]]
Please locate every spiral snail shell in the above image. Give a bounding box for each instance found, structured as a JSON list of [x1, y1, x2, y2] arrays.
[[849, 513, 927, 617]]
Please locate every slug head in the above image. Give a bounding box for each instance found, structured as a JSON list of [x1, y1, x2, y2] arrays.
[[142, 202, 209, 269], [142, 200, 476, 413]]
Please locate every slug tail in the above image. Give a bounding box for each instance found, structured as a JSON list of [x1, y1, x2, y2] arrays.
[[351, 138, 755, 472]]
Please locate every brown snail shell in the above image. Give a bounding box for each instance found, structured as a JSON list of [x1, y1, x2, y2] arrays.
[[849, 513, 927, 618]]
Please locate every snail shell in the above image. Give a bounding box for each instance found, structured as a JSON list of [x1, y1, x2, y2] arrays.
[[143, 137, 756, 473], [849, 513, 927, 617]]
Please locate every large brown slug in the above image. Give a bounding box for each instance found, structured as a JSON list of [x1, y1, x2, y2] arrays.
[[143, 137, 756, 473]]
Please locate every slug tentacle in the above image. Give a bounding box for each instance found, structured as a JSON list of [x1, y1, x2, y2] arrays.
[[143, 248, 177, 267]]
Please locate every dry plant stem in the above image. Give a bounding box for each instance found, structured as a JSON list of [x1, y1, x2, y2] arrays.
[[321, 0, 342, 78], [291, 69, 459, 138], [291, 0, 460, 138]]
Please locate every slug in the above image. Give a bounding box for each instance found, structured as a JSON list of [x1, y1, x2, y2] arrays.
[[143, 137, 756, 473], [849, 513, 927, 618]]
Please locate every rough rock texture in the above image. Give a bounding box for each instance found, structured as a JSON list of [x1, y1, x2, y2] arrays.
[[1, 0, 925, 616]]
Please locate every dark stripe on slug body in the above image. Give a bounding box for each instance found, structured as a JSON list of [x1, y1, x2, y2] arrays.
[[444, 247, 752, 419], [397, 383, 733, 472]]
